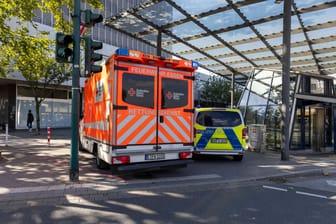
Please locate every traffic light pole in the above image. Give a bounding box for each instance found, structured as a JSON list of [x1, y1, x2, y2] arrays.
[[69, 0, 81, 182]]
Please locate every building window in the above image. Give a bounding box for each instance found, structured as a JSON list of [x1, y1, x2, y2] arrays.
[[17, 86, 69, 99]]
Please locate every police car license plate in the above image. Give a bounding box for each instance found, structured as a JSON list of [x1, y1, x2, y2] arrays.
[[145, 153, 165, 160], [211, 138, 227, 143]]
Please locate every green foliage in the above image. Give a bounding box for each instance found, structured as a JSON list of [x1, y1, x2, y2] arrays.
[[200, 75, 242, 107], [0, 0, 103, 77], [0, 0, 103, 133]]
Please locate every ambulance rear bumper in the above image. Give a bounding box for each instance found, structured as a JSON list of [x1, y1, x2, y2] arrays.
[[113, 159, 193, 172]]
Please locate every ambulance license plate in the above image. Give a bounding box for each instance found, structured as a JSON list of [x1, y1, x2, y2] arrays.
[[211, 138, 227, 143], [145, 153, 165, 160]]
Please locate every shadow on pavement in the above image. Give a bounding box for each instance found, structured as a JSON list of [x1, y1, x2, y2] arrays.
[[1, 128, 336, 190]]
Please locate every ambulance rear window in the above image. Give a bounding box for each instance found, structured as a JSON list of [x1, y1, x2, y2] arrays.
[[122, 73, 154, 108], [196, 111, 243, 127], [161, 78, 188, 109]]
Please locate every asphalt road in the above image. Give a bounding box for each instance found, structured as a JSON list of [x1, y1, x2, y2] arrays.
[[1, 129, 336, 224], [1, 175, 336, 224]]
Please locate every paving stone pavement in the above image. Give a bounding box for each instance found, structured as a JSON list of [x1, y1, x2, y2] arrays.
[[1, 128, 336, 208]]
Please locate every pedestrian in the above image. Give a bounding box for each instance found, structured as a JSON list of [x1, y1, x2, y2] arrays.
[[27, 109, 34, 132]]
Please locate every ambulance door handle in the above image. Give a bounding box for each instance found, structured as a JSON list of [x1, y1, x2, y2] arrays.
[[159, 116, 164, 123]]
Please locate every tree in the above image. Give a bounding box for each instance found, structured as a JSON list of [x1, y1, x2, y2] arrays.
[[0, 0, 103, 77], [0, 0, 103, 133], [13, 29, 71, 134], [200, 75, 242, 107]]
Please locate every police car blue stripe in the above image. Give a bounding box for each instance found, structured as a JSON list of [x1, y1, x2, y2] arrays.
[[196, 128, 215, 148], [223, 128, 242, 150]]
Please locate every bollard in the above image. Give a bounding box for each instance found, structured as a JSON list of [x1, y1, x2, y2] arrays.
[[5, 123, 8, 147], [47, 127, 51, 146]]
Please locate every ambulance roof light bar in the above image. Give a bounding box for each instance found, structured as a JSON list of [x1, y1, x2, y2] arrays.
[[192, 61, 199, 69], [115, 48, 198, 70], [115, 48, 129, 56]]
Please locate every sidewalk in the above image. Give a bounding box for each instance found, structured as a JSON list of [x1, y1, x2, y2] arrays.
[[1, 128, 336, 207], [0, 128, 124, 188]]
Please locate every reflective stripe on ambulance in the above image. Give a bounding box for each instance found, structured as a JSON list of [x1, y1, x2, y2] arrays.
[[117, 114, 156, 145], [116, 114, 191, 145]]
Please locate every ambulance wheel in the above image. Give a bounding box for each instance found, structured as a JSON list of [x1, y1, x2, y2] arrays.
[[233, 155, 243, 161], [94, 151, 110, 170], [78, 137, 85, 152]]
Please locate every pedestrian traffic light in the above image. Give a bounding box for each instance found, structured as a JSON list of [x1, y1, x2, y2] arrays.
[[84, 35, 103, 75], [55, 32, 73, 63], [84, 9, 103, 27]]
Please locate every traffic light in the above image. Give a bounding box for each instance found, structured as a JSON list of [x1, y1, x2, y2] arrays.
[[84, 35, 103, 75], [55, 32, 73, 63], [84, 9, 103, 27]]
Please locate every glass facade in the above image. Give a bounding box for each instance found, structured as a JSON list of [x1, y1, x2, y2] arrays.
[[16, 86, 71, 129], [16, 98, 72, 129], [103, 1, 336, 79], [239, 68, 335, 151]]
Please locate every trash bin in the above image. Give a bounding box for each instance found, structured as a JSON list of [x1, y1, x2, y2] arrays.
[[248, 124, 266, 153]]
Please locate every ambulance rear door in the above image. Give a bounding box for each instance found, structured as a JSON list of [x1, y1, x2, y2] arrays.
[[158, 67, 194, 151], [113, 61, 158, 152]]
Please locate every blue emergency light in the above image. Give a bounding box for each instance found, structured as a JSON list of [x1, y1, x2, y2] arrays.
[[115, 48, 129, 56], [192, 61, 199, 69]]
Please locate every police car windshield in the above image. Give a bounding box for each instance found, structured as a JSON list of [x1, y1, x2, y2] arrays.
[[197, 111, 242, 127]]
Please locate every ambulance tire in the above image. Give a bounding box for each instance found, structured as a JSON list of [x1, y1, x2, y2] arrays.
[[233, 155, 243, 161], [94, 149, 110, 170], [78, 120, 85, 152], [78, 137, 85, 152]]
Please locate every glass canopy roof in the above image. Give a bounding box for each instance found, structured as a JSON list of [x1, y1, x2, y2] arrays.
[[104, 0, 336, 85]]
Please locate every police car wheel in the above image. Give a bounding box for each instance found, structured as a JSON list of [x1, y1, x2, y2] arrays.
[[192, 153, 200, 160], [233, 155, 243, 161]]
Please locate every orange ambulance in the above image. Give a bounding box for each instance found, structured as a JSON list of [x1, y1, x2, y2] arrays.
[[79, 48, 198, 171]]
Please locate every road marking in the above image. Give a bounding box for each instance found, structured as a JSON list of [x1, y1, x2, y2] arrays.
[[262, 185, 288, 192], [262, 185, 330, 200], [296, 191, 328, 199], [326, 180, 336, 186]]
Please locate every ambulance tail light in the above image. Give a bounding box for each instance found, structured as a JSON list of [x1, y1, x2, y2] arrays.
[[242, 127, 247, 139], [112, 155, 130, 164], [179, 152, 192, 159]]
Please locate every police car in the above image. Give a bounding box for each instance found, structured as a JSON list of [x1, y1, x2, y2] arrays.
[[194, 107, 247, 161]]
